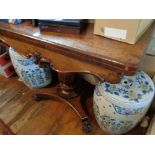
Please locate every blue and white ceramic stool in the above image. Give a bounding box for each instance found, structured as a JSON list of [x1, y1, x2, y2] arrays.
[[93, 70, 155, 134], [9, 47, 52, 89]]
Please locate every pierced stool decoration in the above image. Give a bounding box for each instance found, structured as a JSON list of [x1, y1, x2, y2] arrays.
[[93, 70, 155, 134], [9, 47, 52, 88]]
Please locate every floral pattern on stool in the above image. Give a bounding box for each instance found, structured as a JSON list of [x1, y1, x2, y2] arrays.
[[9, 47, 52, 88], [103, 71, 154, 103], [93, 70, 155, 134]]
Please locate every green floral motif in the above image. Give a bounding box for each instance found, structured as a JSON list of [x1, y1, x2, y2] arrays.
[[95, 85, 102, 96], [128, 90, 142, 101], [107, 85, 117, 94], [139, 81, 153, 94], [103, 70, 154, 103]]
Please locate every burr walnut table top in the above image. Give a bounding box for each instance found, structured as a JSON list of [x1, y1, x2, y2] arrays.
[[0, 21, 154, 82]]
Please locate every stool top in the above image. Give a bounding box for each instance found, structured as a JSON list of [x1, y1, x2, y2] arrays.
[[100, 70, 155, 104]]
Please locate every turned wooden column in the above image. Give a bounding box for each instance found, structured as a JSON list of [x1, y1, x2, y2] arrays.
[[57, 73, 78, 99]]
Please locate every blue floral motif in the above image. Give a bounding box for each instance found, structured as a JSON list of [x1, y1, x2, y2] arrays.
[[104, 83, 117, 94], [93, 103, 133, 134], [103, 70, 154, 103], [112, 104, 144, 116], [139, 81, 153, 94], [9, 48, 52, 88], [17, 57, 35, 66], [20, 66, 51, 88], [136, 71, 146, 84], [99, 114, 133, 134]]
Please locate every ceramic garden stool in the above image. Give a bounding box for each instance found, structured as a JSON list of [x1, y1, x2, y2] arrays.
[[9, 47, 52, 89], [93, 70, 155, 135]]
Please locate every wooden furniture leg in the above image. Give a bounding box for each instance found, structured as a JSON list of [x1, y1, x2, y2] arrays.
[[27, 53, 98, 133], [32, 73, 92, 133], [57, 73, 78, 99], [57, 73, 92, 133]]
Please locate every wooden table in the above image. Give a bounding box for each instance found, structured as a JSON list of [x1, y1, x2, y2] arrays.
[[0, 21, 154, 133]]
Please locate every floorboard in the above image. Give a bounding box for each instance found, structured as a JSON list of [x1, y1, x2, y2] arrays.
[[0, 75, 151, 135]]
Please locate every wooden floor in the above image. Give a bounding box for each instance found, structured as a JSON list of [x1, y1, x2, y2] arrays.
[[0, 75, 150, 135]]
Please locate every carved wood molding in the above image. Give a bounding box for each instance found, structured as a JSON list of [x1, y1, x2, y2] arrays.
[[0, 29, 138, 76], [30, 52, 105, 83]]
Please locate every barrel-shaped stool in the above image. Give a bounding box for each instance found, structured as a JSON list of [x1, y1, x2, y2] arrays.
[[93, 70, 155, 134], [9, 47, 52, 89]]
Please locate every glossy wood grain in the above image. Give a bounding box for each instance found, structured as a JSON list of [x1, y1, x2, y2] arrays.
[[0, 32, 122, 83], [0, 21, 154, 82]]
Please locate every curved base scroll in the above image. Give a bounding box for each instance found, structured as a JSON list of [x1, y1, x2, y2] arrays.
[[28, 52, 99, 133], [32, 90, 92, 133]]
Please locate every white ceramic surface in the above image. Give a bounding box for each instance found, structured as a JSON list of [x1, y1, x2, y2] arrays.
[[9, 47, 52, 88], [81, 74, 98, 85], [93, 70, 155, 134]]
